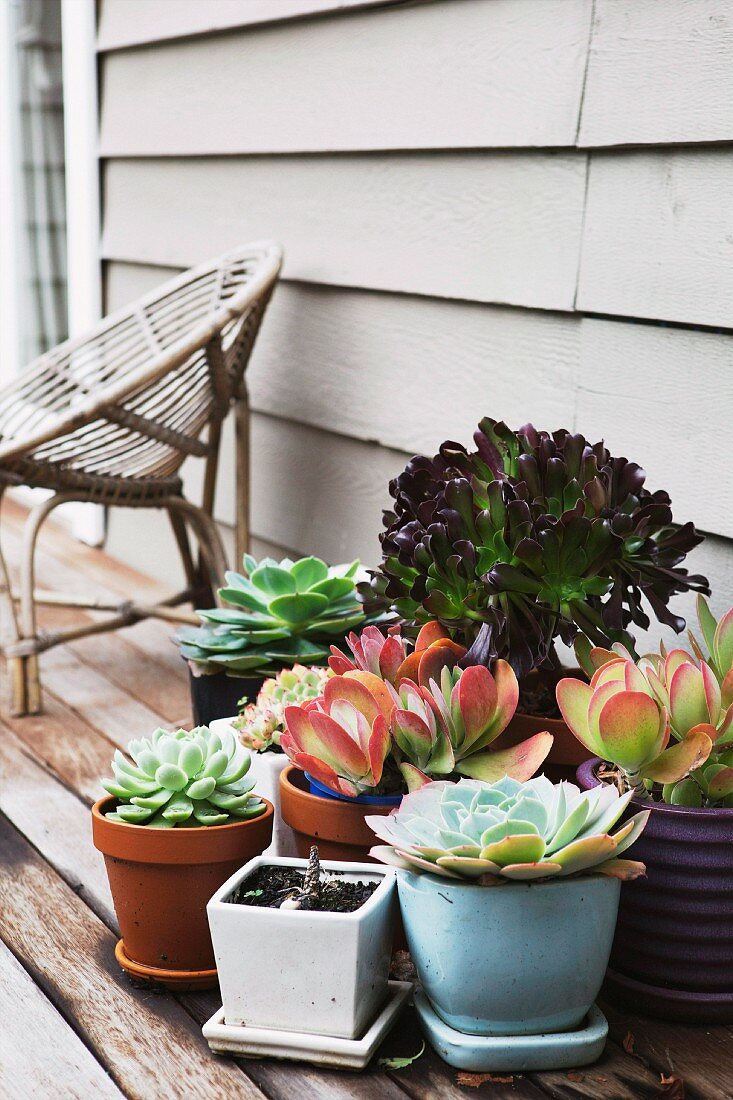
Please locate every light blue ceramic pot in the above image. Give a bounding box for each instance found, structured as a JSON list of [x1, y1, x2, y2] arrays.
[[398, 871, 621, 1036]]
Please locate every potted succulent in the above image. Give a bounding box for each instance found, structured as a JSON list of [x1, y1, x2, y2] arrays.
[[205, 845, 408, 1066], [211, 663, 332, 855], [92, 724, 273, 989], [366, 775, 648, 1071], [365, 417, 709, 773], [278, 621, 553, 861], [559, 596, 733, 1022], [175, 554, 388, 726]]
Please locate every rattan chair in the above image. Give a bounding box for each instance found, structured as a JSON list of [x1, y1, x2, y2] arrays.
[[0, 242, 282, 715]]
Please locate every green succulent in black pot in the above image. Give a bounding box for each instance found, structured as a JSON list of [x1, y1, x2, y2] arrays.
[[366, 418, 709, 678], [177, 554, 389, 677]]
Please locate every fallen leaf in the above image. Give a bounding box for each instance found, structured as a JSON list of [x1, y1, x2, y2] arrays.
[[456, 1072, 514, 1087], [656, 1073, 685, 1099], [567, 1071, 585, 1081], [378, 1040, 425, 1070], [623, 1031, 635, 1055]]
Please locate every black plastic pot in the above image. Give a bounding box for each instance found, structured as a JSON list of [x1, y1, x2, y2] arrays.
[[187, 663, 266, 727]]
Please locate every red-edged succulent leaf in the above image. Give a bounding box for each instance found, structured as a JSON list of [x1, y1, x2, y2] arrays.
[[328, 645, 355, 675], [722, 671, 733, 711], [379, 634, 407, 683], [556, 678, 605, 757], [368, 714, 390, 785], [399, 762, 432, 792], [701, 662, 722, 723], [415, 621, 452, 651], [456, 731, 552, 783], [669, 661, 710, 735], [595, 857, 647, 881], [597, 691, 666, 771], [309, 711, 370, 777], [456, 665, 498, 747], [392, 707, 434, 762], [289, 751, 346, 794], [337, 671, 394, 722], [707, 766, 733, 801], [416, 640, 464, 688], [640, 728, 712, 784]]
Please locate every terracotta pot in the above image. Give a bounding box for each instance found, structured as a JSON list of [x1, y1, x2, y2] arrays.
[[279, 765, 396, 862], [494, 668, 592, 782], [187, 663, 265, 727], [577, 758, 733, 1023], [92, 795, 273, 989]]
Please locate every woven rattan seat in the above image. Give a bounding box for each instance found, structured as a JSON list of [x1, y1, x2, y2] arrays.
[[0, 242, 282, 714]]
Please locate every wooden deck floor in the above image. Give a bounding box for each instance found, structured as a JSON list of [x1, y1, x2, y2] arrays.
[[0, 500, 731, 1099]]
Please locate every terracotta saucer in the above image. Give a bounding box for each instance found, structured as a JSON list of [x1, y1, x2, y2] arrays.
[[115, 939, 219, 991]]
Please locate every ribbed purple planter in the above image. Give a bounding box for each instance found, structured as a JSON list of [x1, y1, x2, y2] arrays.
[[577, 758, 733, 1023]]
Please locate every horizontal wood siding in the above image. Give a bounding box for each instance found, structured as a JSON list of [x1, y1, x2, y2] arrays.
[[96, 0, 404, 51], [98, 0, 733, 642], [577, 149, 733, 328], [580, 0, 733, 147], [102, 154, 588, 310], [99, 0, 592, 155]]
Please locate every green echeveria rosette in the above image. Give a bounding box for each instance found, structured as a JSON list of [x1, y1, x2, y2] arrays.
[[102, 726, 266, 827], [367, 417, 709, 677], [177, 554, 390, 677], [367, 775, 649, 883]]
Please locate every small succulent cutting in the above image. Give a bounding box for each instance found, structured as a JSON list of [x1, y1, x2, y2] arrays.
[[367, 417, 709, 677], [281, 625, 553, 797], [367, 775, 648, 882], [102, 726, 266, 827], [234, 664, 332, 752], [177, 554, 389, 677], [560, 599, 733, 807]]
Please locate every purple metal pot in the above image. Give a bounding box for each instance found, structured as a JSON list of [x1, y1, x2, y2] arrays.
[[577, 757, 733, 1023]]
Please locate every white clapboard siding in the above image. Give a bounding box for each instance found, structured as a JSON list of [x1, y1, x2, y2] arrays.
[[98, 0, 592, 155], [97, 0, 403, 51], [577, 149, 733, 328], [102, 153, 587, 311], [576, 318, 733, 539], [580, 0, 733, 147], [104, 261, 582, 454], [104, 262, 731, 537]]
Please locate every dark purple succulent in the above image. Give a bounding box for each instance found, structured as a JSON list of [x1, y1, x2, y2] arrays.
[[366, 418, 709, 678]]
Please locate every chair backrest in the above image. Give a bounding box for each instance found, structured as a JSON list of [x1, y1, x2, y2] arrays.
[[0, 243, 282, 481]]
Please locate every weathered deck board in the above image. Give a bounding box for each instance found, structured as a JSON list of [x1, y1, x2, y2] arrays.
[[0, 505, 729, 1099], [0, 815, 265, 1099], [0, 938, 124, 1100]]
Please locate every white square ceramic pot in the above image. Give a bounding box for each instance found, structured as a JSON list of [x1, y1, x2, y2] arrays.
[[207, 855, 397, 1039], [210, 718, 298, 857]]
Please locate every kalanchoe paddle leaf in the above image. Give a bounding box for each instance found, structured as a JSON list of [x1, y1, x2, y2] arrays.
[[557, 639, 732, 804], [367, 776, 649, 883], [329, 621, 466, 687], [280, 674, 394, 797], [102, 726, 266, 827], [177, 554, 390, 677], [234, 664, 332, 752], [692, 596, 733, 707], [368, 418, 709, 676]]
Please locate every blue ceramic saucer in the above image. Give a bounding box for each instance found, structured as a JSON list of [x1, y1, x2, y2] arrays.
[[414, 992, 608, 1072]]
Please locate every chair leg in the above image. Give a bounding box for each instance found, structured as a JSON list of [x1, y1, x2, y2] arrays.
[[234, 393, 250, 564], [163, 497, 229, 597], [12, 491, 77, 715]]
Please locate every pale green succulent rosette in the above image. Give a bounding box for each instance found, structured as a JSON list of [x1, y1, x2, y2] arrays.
[[367, 775, 649, 883], [102, 725, 266, 828]]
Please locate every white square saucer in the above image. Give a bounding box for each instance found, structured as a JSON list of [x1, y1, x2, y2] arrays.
[[203, 980, 412, 1070]]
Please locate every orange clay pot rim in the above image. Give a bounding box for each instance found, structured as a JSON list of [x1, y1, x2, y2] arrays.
[[114, 939, 218, 985], [92, 794, 274, 832]]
